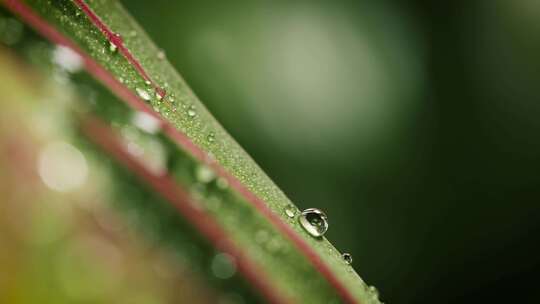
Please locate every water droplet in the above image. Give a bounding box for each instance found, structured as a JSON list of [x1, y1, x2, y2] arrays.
[[145, 80, 151, 86], [298, 208, 328, 237], [187, 106, 197, 118], [368, 286, 379, 299], [110, 32, 123, 47], [136, 88, 151, 101], [155, 88, 166, 101], [211, 253, 236, 279], [207, 132, 215, 143], [284, 205, 296, 218], [132, 111, 161, 134], [157, 50, 166, 60], [109, 41, 117, 52], [342, 253, 353, 265], [52, 45, 83, 73], [195, 165, 215, 183]]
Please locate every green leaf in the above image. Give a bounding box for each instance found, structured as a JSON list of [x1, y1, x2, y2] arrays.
[[2, 1, 381, 303]]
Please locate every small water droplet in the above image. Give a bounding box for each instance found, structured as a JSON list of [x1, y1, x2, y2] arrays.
[[207, 132, 215, 143], [145, 80, 151, 86], [187, 106, 197, 118], [368, 286, 379, 299], [110, 32, 123, 45], [195, 165, 215, 183], [284, 205, 296, 218], [326, 244, 333, 253], [136, 88, 151, 101], [109, 41, 118, 52], [342, 253, 353, 265], [157, 50, 166, 60], [155, 87, 166, 101], [298, 208, 328, 237]]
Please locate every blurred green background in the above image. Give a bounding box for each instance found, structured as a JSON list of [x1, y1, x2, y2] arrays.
[[1, 0, 540, 303], [121, 0, 540, 303]]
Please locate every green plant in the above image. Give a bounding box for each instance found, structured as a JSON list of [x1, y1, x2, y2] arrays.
[[1, 1, 381, 303]]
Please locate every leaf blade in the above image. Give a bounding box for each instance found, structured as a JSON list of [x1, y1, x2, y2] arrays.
[[2, 1, 379, 303]]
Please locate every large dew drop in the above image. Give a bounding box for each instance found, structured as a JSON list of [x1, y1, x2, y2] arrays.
[[299, 208, 328, 237]]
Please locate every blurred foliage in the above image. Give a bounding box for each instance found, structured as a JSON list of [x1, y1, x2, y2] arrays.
[[0, 48, 217, 304]]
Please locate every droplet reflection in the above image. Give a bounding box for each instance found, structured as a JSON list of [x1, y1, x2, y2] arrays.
[[298, 208, 328, 237], [342, 253, 353, 265]]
